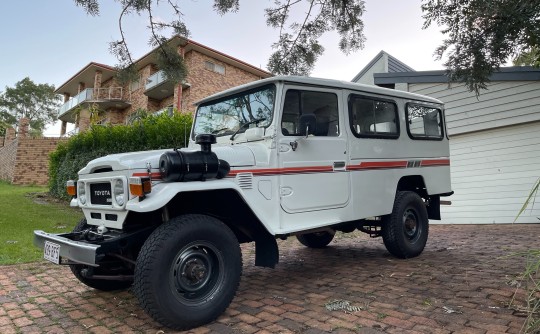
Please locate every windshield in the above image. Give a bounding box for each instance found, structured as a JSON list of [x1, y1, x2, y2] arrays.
[[192, 84, 275, 139]]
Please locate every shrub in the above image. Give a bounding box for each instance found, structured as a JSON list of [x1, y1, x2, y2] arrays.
[[49, 111, 192, 199]]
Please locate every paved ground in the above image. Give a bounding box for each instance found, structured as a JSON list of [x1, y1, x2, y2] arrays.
[[0, 224, 538, 334]]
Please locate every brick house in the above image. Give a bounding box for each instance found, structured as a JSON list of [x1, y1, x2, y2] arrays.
[[56, 35, 272, 135]]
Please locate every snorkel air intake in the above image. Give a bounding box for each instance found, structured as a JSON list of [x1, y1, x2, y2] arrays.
[[159, 134, 230, 182]]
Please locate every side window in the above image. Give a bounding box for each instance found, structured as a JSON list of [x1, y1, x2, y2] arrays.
[[281, 89, 339, 136], [406, 104, 443, 140], [349, 95, 399, 138]]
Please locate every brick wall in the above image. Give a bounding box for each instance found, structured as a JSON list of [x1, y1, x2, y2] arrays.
[[182, 50, 266, 113], [0, 136, 66, 186], [11, 137, 66, 185], [0, 138, 18, 183]]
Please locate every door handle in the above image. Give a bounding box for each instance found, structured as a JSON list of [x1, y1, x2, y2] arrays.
[[333, 161, 346, 170]]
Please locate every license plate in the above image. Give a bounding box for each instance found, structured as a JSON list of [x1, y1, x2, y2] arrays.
[[44, 241, 61, 264]]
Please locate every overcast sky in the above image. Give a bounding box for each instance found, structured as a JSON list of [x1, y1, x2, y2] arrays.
[[0, 0, 446, 135]]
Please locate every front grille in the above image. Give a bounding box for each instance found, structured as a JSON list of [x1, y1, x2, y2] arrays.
[[90, 183, 112, 205]]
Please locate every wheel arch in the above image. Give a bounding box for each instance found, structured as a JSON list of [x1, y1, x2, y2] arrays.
[[396, 175, 440, 220], [165, 189, 279, 268], [396, 175, 428, 198]]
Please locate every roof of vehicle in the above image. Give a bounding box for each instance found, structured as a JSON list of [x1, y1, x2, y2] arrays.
[[195, 75, 444, 106]]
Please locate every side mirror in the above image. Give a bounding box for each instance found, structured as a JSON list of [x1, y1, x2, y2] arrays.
[[299, 114, 317, 137]]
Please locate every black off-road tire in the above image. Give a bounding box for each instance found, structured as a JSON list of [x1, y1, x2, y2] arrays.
[[69, 219, 133, 291], [296, 231, 335, 248], [382, 191, 429, 259], [133, 214, 242, 330]]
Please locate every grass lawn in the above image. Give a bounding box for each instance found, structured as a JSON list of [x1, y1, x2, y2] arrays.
[[0, 181, 83, 265]]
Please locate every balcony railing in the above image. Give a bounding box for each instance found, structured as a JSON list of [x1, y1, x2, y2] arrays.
[[144, 70, 190, 100], [62, 127, 80, 137], [94, 87, 126, 100], [58, 87, 130, 120], [145, 71, 168, 91], [58, 88, 93, 117]]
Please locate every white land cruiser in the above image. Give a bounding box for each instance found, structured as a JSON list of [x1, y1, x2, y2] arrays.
[[35, 76, 452, 330]]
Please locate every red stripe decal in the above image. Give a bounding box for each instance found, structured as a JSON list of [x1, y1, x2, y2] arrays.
[[132, 172, 162, 179], [347, 160, 408, 170], [228, 166, 334, 177], [420, 159, 450, 167], [212, 159, 449, 178]]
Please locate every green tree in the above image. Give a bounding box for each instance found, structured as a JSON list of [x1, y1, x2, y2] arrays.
[[0, 109, 16, 137], [422, 0, 540, 94], [0, 78, 60, 133], [513, 46, 540, 67], [73, 0, 366, 80]]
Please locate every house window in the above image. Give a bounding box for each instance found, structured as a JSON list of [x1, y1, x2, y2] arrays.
[[349, 95, 399, 139], [406, 104, 443, 140], [130, 74, 142, 91], [155, 105, 174, 116], [205, 61, 225, 75]]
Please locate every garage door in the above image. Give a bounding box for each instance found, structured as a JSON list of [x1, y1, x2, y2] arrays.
[[440, 121, 540, 224]]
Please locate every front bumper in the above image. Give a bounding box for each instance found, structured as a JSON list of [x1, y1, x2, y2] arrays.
[[33, 230, 100, 267]]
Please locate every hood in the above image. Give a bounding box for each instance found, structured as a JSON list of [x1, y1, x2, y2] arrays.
[[79, 145, 256, 175]]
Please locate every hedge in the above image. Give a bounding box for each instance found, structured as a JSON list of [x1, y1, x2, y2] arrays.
[[49, 112, 193, 199]]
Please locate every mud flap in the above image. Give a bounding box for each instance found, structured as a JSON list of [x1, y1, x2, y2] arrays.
[[255, 233, 279, 268], [427, 195, 441, 220]]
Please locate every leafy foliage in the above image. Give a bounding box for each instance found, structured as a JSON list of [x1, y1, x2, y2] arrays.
[[0, 77, 60, 132], [73, 0, 366, 79], [265, 0, 366, 75], [511, 178, 540, 333], [422, 0, 540, 94], [514, 46, 540, 67], [0, 110, 16, 137], [49, 111, 192, 199]]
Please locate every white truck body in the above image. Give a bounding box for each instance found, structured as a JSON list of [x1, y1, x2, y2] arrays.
[[71, 76, 450, 234], [34, 76, 452, 330]]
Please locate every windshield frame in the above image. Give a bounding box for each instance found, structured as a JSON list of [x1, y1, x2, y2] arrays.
[[191, 83, 276, 141]]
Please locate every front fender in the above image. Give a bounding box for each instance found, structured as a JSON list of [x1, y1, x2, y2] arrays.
[[126, 178, 277, 235], [126, 178, 243, 213]]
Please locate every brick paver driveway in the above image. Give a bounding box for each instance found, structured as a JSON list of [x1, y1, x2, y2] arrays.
[[1, 224, 538, 333]]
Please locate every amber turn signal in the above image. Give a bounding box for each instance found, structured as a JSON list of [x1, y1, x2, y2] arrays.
[[129, 177, 152, 197], [66, 180, 76, 196]]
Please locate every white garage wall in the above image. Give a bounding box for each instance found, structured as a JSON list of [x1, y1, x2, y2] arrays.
[[440, 122, 540, 224]]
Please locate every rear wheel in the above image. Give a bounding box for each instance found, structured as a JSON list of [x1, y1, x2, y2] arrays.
[[382, 191, 429, 258], [69, 219, 133, 291], [133, 214, 242, 330], [296, 231, 335, 248]]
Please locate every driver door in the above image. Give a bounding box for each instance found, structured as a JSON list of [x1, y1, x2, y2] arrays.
[[278, 87, 349, 213]]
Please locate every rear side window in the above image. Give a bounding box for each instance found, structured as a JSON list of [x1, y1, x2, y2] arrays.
[[348, 95, 399, 139], [406, 104, 443, 140]]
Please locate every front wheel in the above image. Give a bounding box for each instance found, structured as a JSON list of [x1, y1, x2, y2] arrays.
[[296, 231, 335, 248], [133, 214, 242, 330], [382, 191, 429, 259]]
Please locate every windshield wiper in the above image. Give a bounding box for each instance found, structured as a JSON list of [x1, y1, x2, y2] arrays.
[[230, 118, 266, 141], [211, 128, 232, 135]]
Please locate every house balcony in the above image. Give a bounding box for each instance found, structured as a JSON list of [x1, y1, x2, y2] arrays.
[[145, 71, 190, 100], [58, 87, 131, 123]]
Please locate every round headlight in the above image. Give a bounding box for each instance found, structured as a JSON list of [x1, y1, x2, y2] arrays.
[[113, 179, 125, 206], [78, 182, 86, 205]]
